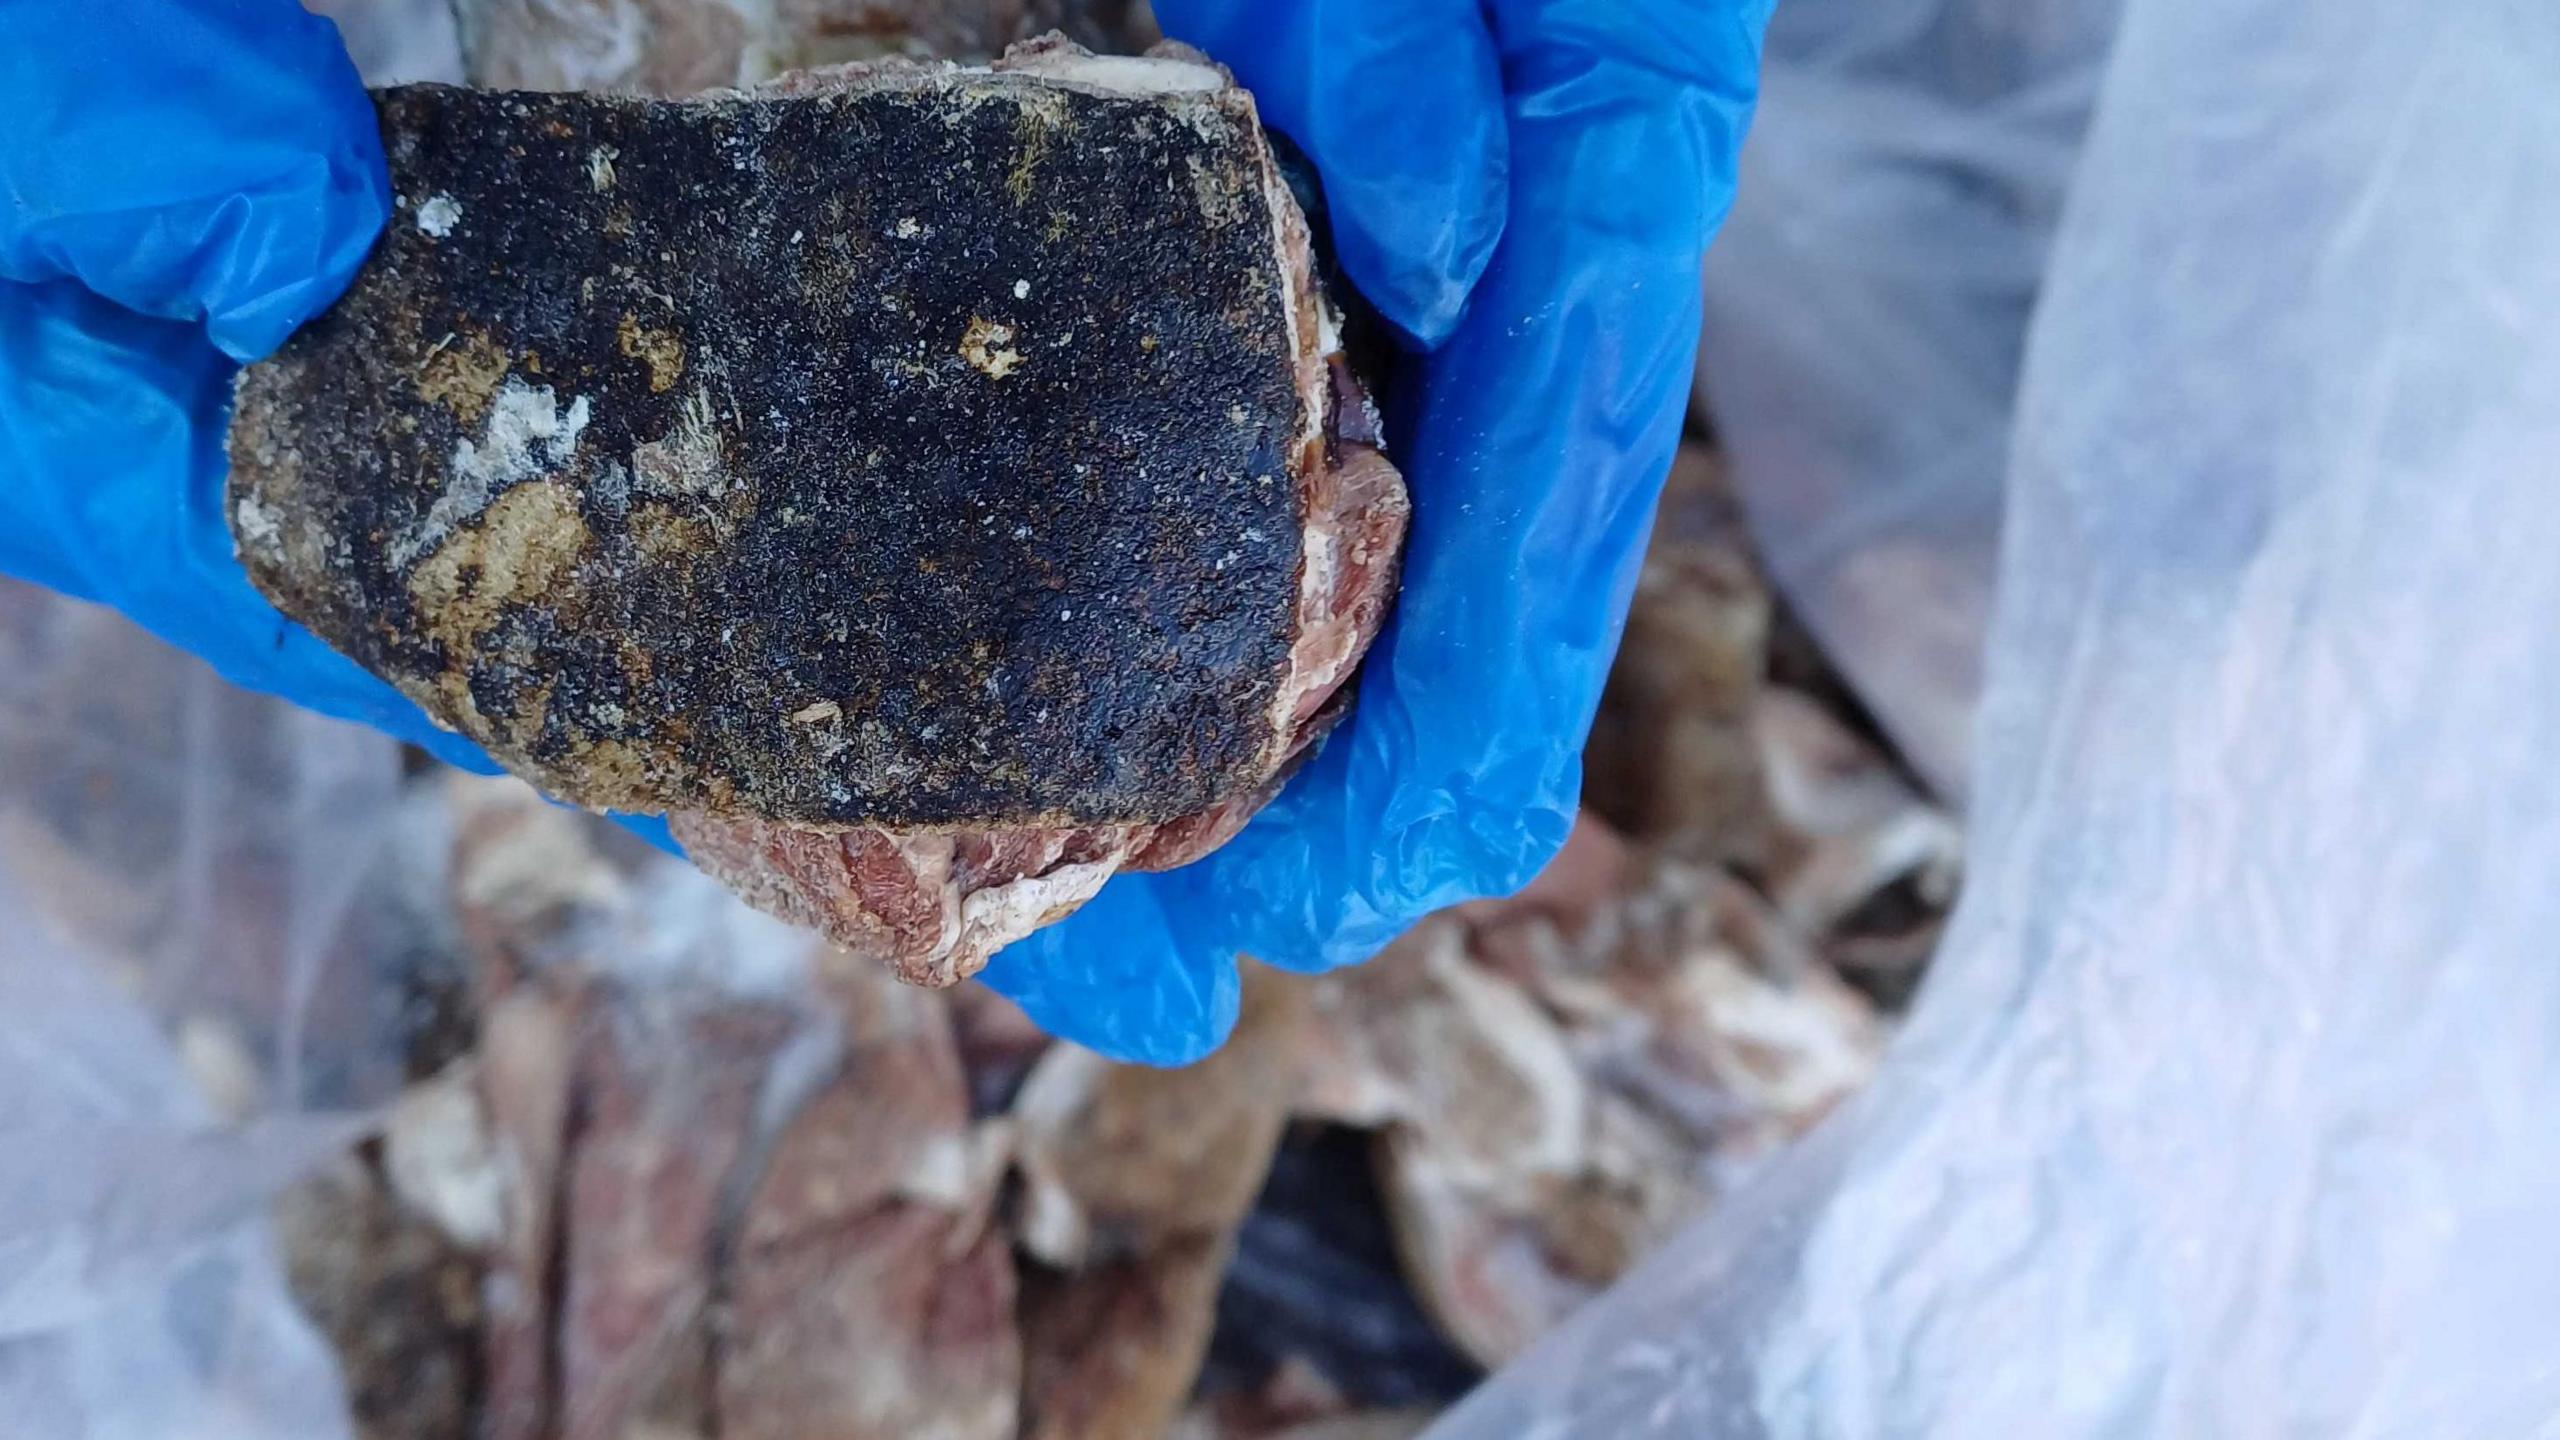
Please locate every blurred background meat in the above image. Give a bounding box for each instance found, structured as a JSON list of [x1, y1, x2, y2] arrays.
[[0, 365, 1960, 1433], [447, 0, 1157, 92]]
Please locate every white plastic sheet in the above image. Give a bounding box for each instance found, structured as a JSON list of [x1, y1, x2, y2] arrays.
[[1695, 0, 2117, 801], [0, 581, 413, 1440], [1437, 0, 2560, 1432]]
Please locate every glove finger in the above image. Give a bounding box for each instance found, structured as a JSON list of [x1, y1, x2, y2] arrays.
[[0, 0, 387, 361], [1173, 2, 1774, 973], [0, 278, 496, 758], [975, 871, 1242, 1066], [1155, 0, 1507, 348], [1487, 0, 1779, 92]]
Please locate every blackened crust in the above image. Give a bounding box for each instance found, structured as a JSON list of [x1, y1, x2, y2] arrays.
[[228, 75, 1310, 827]]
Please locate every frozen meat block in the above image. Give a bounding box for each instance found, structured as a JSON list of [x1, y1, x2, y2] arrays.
[[229, 41, 1408, 984]]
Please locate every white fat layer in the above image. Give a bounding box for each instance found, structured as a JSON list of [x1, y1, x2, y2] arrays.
[[856, 830, 1136, 984], [886, 831, 965, 969], [1257, 117, 1344, 755], [1293, 518, 1355, 696], [769, 46, 1226, 104], [957, 853, 1126, 963], [979, 51, 1226, 95]]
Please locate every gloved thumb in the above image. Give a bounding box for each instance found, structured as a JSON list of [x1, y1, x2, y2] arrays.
[[0, 280, 455, 744], [1155, 0, 1509, 349], [0, 0, 387, 362]]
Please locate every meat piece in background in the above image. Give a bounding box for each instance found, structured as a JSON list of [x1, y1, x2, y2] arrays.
[[452, 0, 1157, 92], [1583, 441, 1774, 869], [1011, 964, 1311, 1440], [1298, 813, 1884, 1368]]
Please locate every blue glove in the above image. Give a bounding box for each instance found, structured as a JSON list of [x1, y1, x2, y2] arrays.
[[0, 0, 1764, 1064], [0, 0, 678, 846], [979, 0, 1775, 1061]]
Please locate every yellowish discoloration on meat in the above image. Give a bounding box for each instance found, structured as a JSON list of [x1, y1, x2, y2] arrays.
[[614, 639, 655, 689], [408, 482, 592, 660], [631, 502, 714, 561], [509, 675, 557, 744], [616, 313, 685, 393], [960, 317, 1021, 379], [414, 328, 512, 424], [634, 390, 731, 496], [559, 738, 660, 808], [1005, 89, 1070, 205]]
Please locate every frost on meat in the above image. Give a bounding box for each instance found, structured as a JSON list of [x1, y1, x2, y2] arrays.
[[228, 40, 1409, 986]]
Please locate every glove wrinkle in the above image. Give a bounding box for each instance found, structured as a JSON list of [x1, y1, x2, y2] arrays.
[[1155, 0, 1510, 349], [0, 0, 388, 360]]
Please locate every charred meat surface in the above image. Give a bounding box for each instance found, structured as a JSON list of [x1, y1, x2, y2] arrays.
[[230, 42, 1407, 984]]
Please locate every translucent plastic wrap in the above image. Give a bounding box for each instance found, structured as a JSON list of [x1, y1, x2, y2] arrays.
[[304, 0, 466, 86], [0, 580, 414, 1440], [1695, 0, 2118, 801], [1437, 0, 2560, 1432]]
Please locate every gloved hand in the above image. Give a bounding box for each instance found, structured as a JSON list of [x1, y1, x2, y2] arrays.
[[0, 0, 677, 844], [979, 0, 1775, 1061], [0, 0, 1767, 1065]]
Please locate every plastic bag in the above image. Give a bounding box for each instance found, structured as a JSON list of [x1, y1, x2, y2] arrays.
[[304, 0, 467, 86], [0, 579, 848, 1439], [1435, 0, 2560, 1432], [1694, 0, 2118, 802], [0, 579, 415, 1440]]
